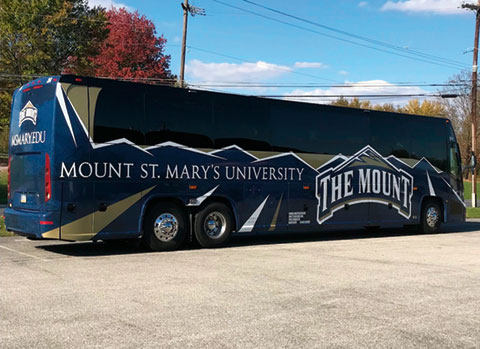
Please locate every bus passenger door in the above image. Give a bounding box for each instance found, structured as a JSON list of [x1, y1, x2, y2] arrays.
[[447, 140, 464, 220]]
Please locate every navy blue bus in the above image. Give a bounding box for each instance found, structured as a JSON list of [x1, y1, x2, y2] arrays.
[[5, 75, 465, 250]]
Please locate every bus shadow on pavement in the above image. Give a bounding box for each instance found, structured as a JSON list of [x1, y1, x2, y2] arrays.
[[37, 240, 152, 257], [226, 221, 480, 248], [36, 221, 480, 257]]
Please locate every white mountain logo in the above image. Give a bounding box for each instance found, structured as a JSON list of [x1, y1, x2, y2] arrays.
[[19, 101, 38, 127], [315, 146, 414, 224]]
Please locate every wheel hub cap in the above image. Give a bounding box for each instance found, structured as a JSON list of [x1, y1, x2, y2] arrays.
[[204, 212, 227, 239], [154, 213, 178, 242], [426, 206, 439, 228]]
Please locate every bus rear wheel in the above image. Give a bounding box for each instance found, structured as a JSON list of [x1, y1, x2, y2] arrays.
[[143, 202, 187, 251], [420, 200, 442, 234], [194, 203, 233, 248]]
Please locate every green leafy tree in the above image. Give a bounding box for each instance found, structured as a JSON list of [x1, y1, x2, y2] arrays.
[[0, 0, 108, 151]]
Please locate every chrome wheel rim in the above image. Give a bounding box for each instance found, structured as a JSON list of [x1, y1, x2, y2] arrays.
[[426, 206, 439, 228], [153, 213, 178, 242], [203, 211, 227, 239]]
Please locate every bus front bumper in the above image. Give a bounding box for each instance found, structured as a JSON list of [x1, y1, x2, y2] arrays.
[[4, 208, 60, 239]]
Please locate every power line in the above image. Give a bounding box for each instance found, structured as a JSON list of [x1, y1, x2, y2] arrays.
[[262, 93, 463, 98], [0, 74, 470, 94], [186, 45, 341, 83], [188, 83, 468, 88], [211, 0, 467, 71], [239, 0, 469, 69]]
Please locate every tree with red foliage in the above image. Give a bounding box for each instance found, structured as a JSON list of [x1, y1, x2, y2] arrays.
[[91, 8, 175, 83]]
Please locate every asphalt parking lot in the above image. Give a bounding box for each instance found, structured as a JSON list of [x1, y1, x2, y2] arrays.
[[1, 221, 480, 349]]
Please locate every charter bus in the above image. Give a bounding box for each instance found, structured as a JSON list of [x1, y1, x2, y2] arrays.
[[5, 75, 465, 251]]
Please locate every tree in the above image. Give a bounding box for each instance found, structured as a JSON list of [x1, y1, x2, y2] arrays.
[[439, 71, 479, 171], [330, 96, 350, 107], [88, 8, 174, 83], [331, 97, 371, 109], [330, 97, 447, 117], [373, 103, 396, 112], [399, 99, 447, 117], [0, 0, 108, 150], [331, 97, 396, 112]]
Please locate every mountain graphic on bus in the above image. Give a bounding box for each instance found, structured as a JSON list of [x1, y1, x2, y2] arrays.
[[316, 146, 414, 224]]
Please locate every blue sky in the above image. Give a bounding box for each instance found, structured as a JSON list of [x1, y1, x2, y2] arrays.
[[89, 0, 476, 104]]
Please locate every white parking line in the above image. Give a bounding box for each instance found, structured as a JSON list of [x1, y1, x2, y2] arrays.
[[0, 244, 49, 261]]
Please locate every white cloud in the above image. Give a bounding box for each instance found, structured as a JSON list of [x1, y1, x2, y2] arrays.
[[88, 0, 133, 10], [381, 0, 465, 15], [185, 59, 292, 82], [358, 1, 368, 7], [338, 70, 349, 76], [294, 62, 328, 69], [283, 79, 430, 105]]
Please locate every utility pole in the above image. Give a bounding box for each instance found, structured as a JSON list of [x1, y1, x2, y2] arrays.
[[179, 0, 205, 88], [179, 0, 189, 88], [462, 1, 480, 207]]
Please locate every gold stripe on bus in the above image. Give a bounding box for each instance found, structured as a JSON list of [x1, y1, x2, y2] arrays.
[[91, 186, 156, 236], [42, 186, 156, 241], [269, 193, 283, 231], [42, 228, 60, 239]]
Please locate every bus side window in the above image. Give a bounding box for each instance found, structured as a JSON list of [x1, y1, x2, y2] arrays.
[[370, 112, 409, 158], [370, 113, 448, 172], [88, 87, 102, 140], [271, 105, 369, 155], [92, 87, 145, 145], [213, 95, 271, 151], [270, 105, 312, 153], [315, 110, 369, 155], [145, 89, 214, 148], [449, 142, 461, 178], [408, 119, 448, 172], [63, 84, 89, 135]]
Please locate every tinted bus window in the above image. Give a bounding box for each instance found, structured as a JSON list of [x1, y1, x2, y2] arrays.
[[271, 104, 369, 155], [213, 95, 271, 151], [145, 89, 214, 148], [93, 87, 145, 144], [370, 112, 410, 158], [408, 118, 447, 170], [63, 84, 89, 134], [370, 112, 447, 171]]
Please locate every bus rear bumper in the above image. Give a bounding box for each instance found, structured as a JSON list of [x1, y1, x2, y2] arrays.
[[4, 208, 60, 239]]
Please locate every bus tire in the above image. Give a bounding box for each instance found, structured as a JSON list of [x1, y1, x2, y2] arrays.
[[194, 203, 233, 248], [420, 200, 442, 234], [143, 202, 187, 251]]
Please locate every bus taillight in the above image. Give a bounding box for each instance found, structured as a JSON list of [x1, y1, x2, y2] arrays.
[[45, 153, 51, 202], [7, 156, 11, 200]]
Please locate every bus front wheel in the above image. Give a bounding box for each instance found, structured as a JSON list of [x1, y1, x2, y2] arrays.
[[420, 200, 442, 234], [143, 202, 187, 251], [194, 203, 233, 248]]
